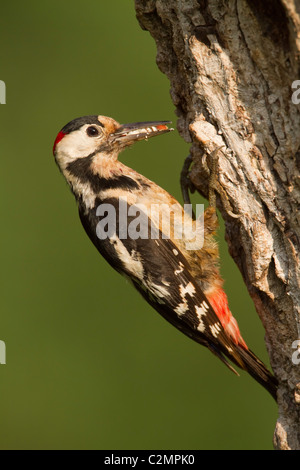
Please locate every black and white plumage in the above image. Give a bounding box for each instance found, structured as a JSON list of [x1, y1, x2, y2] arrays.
[[53, 115, 277, 400]]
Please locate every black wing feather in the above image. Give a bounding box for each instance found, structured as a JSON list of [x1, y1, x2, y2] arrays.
[[79, 197, 277, 399]]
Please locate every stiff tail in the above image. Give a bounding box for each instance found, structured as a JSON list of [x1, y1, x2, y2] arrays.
[[208, 341, 277, 400], [233, 345, 278, 400], [207, 289, 278, 400]]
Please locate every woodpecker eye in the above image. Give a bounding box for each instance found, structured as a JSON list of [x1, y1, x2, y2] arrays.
[[86, 126, 100, 137]]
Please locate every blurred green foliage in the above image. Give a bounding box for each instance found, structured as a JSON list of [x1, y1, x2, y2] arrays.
[[0, 0, 277, 449]]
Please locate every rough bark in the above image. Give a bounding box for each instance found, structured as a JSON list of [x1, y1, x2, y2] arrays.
[[135, 0, 300, 450]]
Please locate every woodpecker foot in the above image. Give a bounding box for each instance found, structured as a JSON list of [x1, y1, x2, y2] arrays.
[[206, 146, 240, 218], [180, 149, 240, 219]]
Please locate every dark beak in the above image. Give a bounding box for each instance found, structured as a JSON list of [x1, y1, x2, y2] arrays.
[[109, 121, 173, 146]]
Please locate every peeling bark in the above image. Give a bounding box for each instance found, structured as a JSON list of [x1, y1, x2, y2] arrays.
[[135, 0, 300, 449]]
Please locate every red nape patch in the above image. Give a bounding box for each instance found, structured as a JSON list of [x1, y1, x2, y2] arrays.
[[53, 131, 66, 155]]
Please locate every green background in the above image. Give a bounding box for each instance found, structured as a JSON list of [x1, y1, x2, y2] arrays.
[[0, 1, 277, 449]]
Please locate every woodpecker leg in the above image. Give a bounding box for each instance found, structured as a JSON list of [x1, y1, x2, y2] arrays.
[[180, 152, 219, 228], [180, 154, 195, 206], [180, 154, 196, 219], [180, 148, 239, 230]]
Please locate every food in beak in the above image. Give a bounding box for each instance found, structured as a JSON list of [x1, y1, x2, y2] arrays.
[[110, 121, 174, 145]]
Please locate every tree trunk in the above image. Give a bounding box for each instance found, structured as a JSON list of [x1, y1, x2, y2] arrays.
[[135, 0, 300, 450]]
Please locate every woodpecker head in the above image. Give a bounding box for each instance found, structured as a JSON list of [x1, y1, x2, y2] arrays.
[[53, 115, 173, 171]]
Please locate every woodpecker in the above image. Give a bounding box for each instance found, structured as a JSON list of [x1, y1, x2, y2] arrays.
[[53, 114, 278, 400]]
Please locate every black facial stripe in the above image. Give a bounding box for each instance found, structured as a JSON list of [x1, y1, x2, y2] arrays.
[[67, 155, 140, 193], [66, 153, 95, 181], [61, 115, 103, 134], [96, 175, 140, 191], [137, 178, 151, 189]]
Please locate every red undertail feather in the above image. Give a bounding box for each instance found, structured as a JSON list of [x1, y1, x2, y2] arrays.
[[207, 288, 248, 349]]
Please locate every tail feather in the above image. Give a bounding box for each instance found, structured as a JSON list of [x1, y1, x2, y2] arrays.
[[208, 336, 278, 400], [206, 289, 278, 400], [208, 342, 240, 376], [232, 345, 278, 400]]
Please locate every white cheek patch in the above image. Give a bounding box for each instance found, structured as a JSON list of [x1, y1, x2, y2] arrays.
[[56, 128, 103, 169]]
